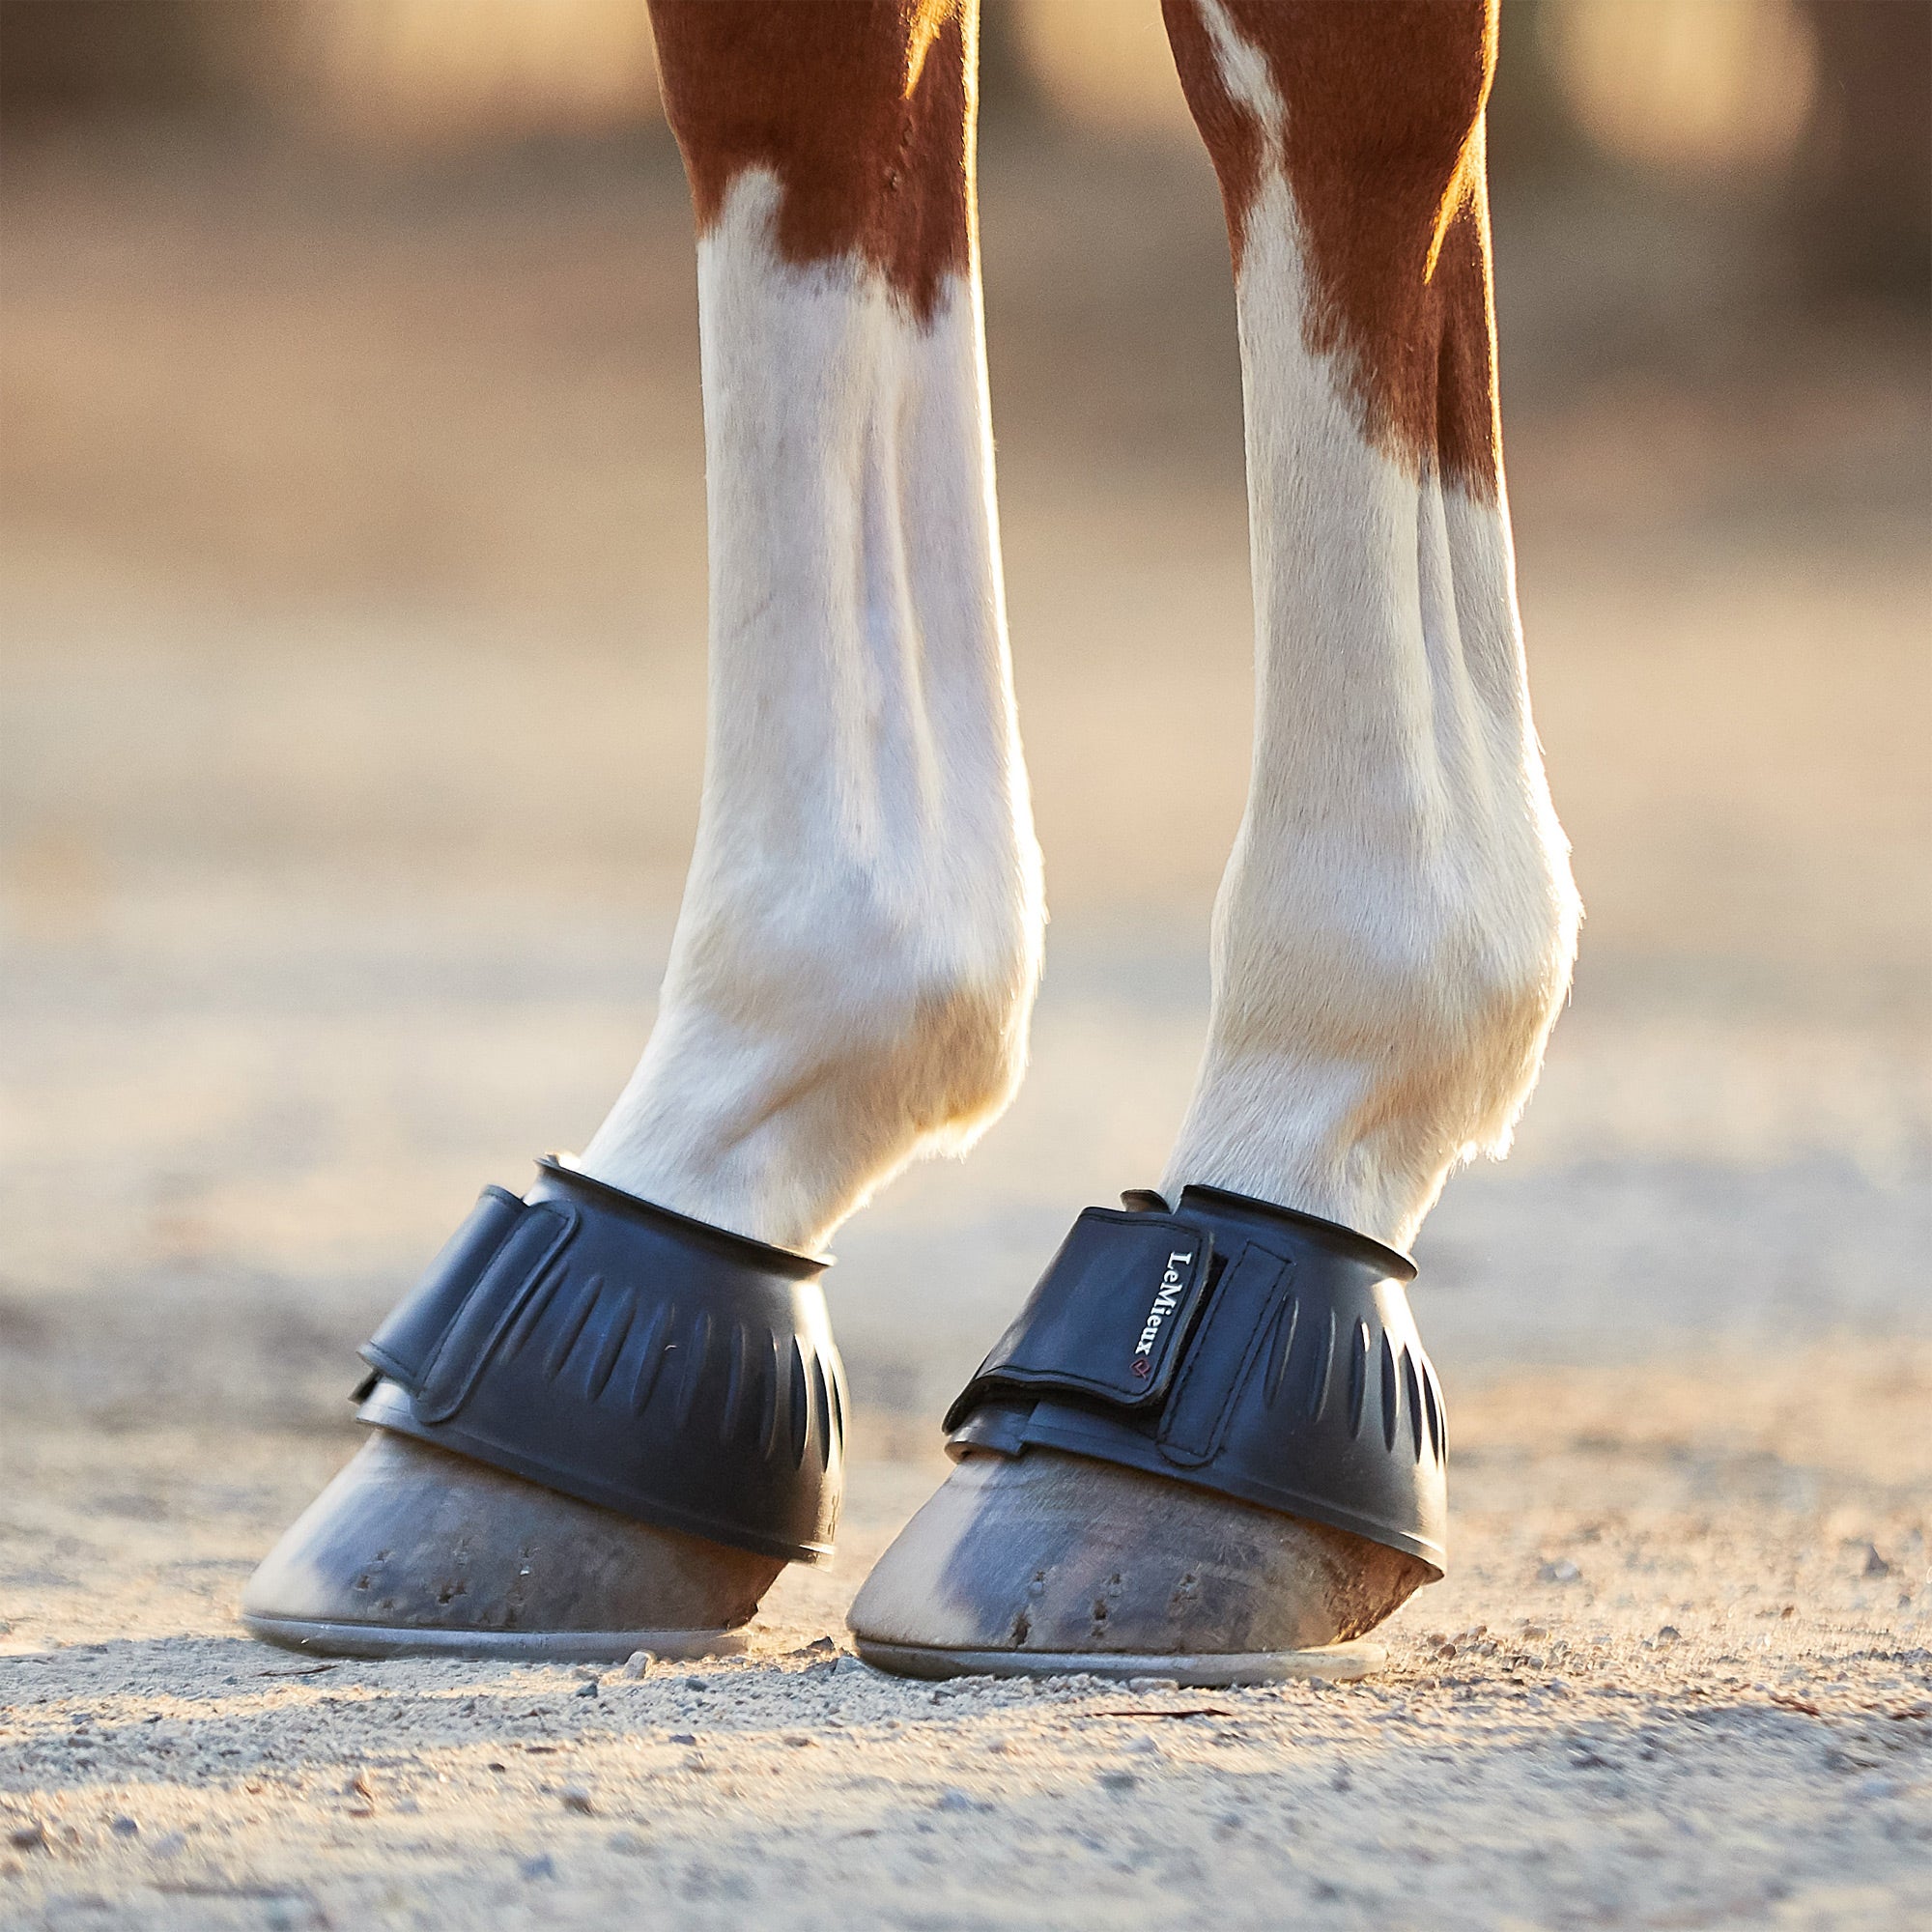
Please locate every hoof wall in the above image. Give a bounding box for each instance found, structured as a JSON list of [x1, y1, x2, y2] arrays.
[[848, 1447, 1430, 1662], [853, 1637, 1385, 1687], [242, 1429, 783, 1658]]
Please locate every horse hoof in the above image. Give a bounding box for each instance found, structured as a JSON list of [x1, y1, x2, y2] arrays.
[[846, 1447, 1429, 1686], [241, 1429, 782, 1662]]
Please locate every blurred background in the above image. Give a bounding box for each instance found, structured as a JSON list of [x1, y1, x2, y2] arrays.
[[2, 0, 1927, 1443]]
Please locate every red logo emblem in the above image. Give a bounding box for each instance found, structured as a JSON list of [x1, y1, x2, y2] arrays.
[[1131, 1355, 1152, 1378]]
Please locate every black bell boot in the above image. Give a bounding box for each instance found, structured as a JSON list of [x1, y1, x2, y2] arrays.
[[243, 1158, 846, 1661], [849, 1184, 1442, 1685]]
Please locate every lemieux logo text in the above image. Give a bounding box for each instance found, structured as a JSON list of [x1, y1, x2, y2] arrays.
[[1130, 1251, 1195, 1378]]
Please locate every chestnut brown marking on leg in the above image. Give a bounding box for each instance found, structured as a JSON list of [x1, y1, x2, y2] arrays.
[[1162, 0, 1502, 496], [649, 0, 974, 324]]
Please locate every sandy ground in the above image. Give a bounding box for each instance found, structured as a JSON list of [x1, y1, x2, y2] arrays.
[[3, 1349, 1930, 1930], [2, 126, 1929, 1925]]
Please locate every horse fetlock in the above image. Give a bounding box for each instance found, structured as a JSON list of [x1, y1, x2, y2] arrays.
[[579, 914, 1037, 1249], [1168, 872, 1573, 1244]]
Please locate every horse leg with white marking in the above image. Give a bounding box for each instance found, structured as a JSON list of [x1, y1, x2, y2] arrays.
[[242, 0, 1043, 1656], [850, 0, 1578, 1678]]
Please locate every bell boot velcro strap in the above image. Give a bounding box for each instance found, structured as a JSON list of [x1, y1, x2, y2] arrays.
[[361, 1186, 579, 1422], [944, 1184, 1448, 1576], [353, 1157, 846, 1567], [940, 1209, 1213, 1433]]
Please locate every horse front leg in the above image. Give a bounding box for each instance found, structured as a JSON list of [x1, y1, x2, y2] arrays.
[[243, 0, 1043, 1659], [582, 0, 1041, 1257], [1158, 0, 1577, 1249], [852, 0, 1577, 1682]]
